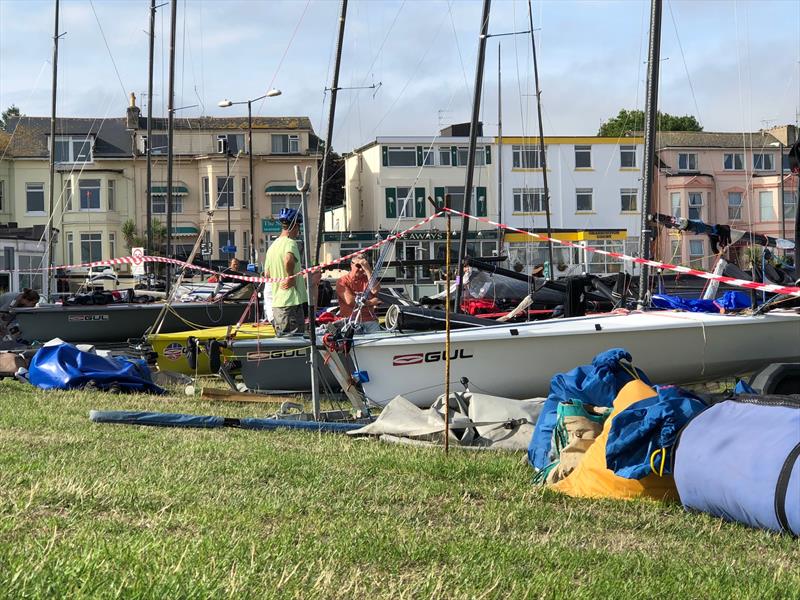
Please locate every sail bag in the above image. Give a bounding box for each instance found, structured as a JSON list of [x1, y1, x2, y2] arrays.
[[673, 395, 800, 535]]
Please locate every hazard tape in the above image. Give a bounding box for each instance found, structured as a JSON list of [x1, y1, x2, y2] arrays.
[[47, 212, 444, 285], [443, 207, 800, 299]]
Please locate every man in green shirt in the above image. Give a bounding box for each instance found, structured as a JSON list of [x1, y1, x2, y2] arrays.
[[264, 207, 308, 336]]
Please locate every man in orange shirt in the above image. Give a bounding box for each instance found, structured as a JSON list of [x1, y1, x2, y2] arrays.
[[336, 255, 381, 333]]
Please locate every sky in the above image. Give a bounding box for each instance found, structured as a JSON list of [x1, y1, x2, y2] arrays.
[[0, 0, 798, 153]]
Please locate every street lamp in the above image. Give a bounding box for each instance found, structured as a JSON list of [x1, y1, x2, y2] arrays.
[[218, 89, 282, 267]]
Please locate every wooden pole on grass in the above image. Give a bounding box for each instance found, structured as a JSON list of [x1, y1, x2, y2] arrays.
[[444, 194, 452, 454]]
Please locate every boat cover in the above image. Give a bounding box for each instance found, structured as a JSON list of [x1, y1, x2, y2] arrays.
[[605, 385, 707, 479], [673, 395, 800, 535], [349, 392, 545, 451], [527, 348, 650, 470], [651, 291, 752, 313], [29, 343, 164, 394]]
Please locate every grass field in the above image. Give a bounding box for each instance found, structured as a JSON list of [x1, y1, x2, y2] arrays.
[[0, 380, 798, 599]]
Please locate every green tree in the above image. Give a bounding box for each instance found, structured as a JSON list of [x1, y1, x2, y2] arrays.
[[0, 105, 21, 130], [598, 109, 702, 137]]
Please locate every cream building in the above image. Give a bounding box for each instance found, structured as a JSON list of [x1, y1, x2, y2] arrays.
[[0, 98, 322, 289]]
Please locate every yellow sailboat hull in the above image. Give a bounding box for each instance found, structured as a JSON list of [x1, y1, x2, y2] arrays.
[[148, 322, 275, 375]]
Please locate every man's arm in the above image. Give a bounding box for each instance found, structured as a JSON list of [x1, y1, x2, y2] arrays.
[[336, 279, 356, 312], [280, 252, 297, 290]]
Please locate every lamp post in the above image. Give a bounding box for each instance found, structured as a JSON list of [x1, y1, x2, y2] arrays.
[[218, 89, 282, 267]]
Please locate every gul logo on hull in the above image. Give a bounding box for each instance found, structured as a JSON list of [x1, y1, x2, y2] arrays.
[[392, 349, 474, 366], [247, 348, 308, 361], [68, 314, 109, 322]]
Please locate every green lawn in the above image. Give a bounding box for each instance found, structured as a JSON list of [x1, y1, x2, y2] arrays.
[[0, 380, 797, 599]]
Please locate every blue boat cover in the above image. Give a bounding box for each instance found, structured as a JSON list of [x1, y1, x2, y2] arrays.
[[30, 343, 164, 394], [605, 385, 707, 479], [673, 396, 800, 535], [651, 291, 751, 313], [527, 348, 650, 470]]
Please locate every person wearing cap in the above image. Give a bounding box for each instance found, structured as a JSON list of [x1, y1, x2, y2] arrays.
[[264, 207, 308, 336]]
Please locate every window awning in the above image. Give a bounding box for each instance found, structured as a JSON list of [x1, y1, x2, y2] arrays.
[[171, 226, 199, 236], [265, 184, 300, 194], [150, 182, 189, 195]]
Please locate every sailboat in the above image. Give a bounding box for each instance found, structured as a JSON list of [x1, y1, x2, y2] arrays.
[[331, 0, 800, 407]]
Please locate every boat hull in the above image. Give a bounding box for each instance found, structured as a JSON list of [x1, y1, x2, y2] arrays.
[[13, 302, 253, 345], [232, 338, 340, 393], [149, 323, 274, 375], [349, 310, 800, 407]]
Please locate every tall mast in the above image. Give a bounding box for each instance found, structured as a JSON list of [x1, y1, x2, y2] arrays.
[[45, 0, 60, 299], [496, 42, 503, 255], [165, 0, 177, 293], [454, 0, 492, 313], [145, 0, 156, 255], [527, 0, 554, 280], [313, 0, 348, 264], [637, 0, 663, 306]]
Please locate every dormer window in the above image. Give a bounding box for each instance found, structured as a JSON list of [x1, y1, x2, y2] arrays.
[[53, 135, 93, 163]]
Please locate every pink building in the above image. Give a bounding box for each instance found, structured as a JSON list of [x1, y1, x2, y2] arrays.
[[653, 126, 797, 270]]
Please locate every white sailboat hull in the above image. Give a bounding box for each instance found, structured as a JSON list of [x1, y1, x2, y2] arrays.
[[349, 310, 800, 407]]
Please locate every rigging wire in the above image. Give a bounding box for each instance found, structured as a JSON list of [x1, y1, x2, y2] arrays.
[[88, 0, 130, 104], [666, 0, 703, 128]]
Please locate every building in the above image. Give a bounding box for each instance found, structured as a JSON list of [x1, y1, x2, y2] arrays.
[[496, 136, 644, 276], [327, 128, 499, 297], [653, 126, 798, 270], [0, 223, 47, 293], [0, 95, 322, 283], [126, 95, 322, 264]]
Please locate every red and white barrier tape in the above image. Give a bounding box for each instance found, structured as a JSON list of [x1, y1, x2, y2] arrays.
[[444, 207, 800, 299], [47, 212, 444, 285]]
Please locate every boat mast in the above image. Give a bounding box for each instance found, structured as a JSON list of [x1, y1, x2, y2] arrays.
[[313, 0, 348, 265], [496, 42, 503, 255], [165, 0, 177, 293], [637, 0, 663, 306], [454, 0, 492, 313], [145, 0, 156, 256], [45, 0, 60, 299], [527, 0, 554, 280]]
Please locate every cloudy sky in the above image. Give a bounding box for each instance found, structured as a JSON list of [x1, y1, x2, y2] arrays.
[[1, 0, 798, 152]]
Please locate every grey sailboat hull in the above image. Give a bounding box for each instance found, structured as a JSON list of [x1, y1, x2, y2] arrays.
[[232, 338, 340, 393], [13, 302, 252, 344]]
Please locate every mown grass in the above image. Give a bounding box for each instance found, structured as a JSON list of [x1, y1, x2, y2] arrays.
[[0, 380, 797, 599]]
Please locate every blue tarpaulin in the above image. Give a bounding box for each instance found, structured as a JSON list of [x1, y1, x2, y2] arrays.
[[605, 385, 707, 479], [29, 343, 164, 394], [527, 348, 651, 470], [651, 291, 752, 313]]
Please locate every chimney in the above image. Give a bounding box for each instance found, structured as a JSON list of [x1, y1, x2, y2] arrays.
[[126, 92, 141, 130]]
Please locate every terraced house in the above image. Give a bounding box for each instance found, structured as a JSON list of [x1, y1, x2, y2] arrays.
[[0, 96, 321, 291]]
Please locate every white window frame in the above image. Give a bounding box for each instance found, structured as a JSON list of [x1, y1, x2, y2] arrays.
[[202, 177, 210, 209], [455, 146, 486, 167], [66, 232, 74, 265], [784, 191, 798, 220], [753, 153, 774, 171], [109, 232, 116, 259], [420, 148, 434, 166], [270, 192, 301, 216], [620, 188, 638, 212], [151, 194, 183, 214], [727, 191, 742, 221], [678, 153, 698, 171], [26, 182, 46, 215], [688, 239, 705, 266], [80, 232, 103, 263], [216, 134, 229, 154], [723, 153, 744, 171], [64, 179, 72, 211], [574, 145, 592, 169], [620, 145, 637, 168], [140, 135, 148, 154], [688, 192, 703, 219], [216, 176, 234, 208], [78, 179, 102, 211], [386, 146, 417, 167], [241, 177, 248, 208], [512, 187, 545, 213], [394, 186, 415, 218], [575, 188, 593, 212], [670, 192, 681, 218], [438, 147, 451, 166], [759, 190, 776, 220], [52, 135, 94, 164], [271, 134, 300, 154], [512, 145, 541, 169]]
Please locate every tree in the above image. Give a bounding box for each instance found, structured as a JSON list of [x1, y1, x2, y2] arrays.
[[121, 219, 146, 251], [0, 105, 21, 131], [598, 109, 702, 137]]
